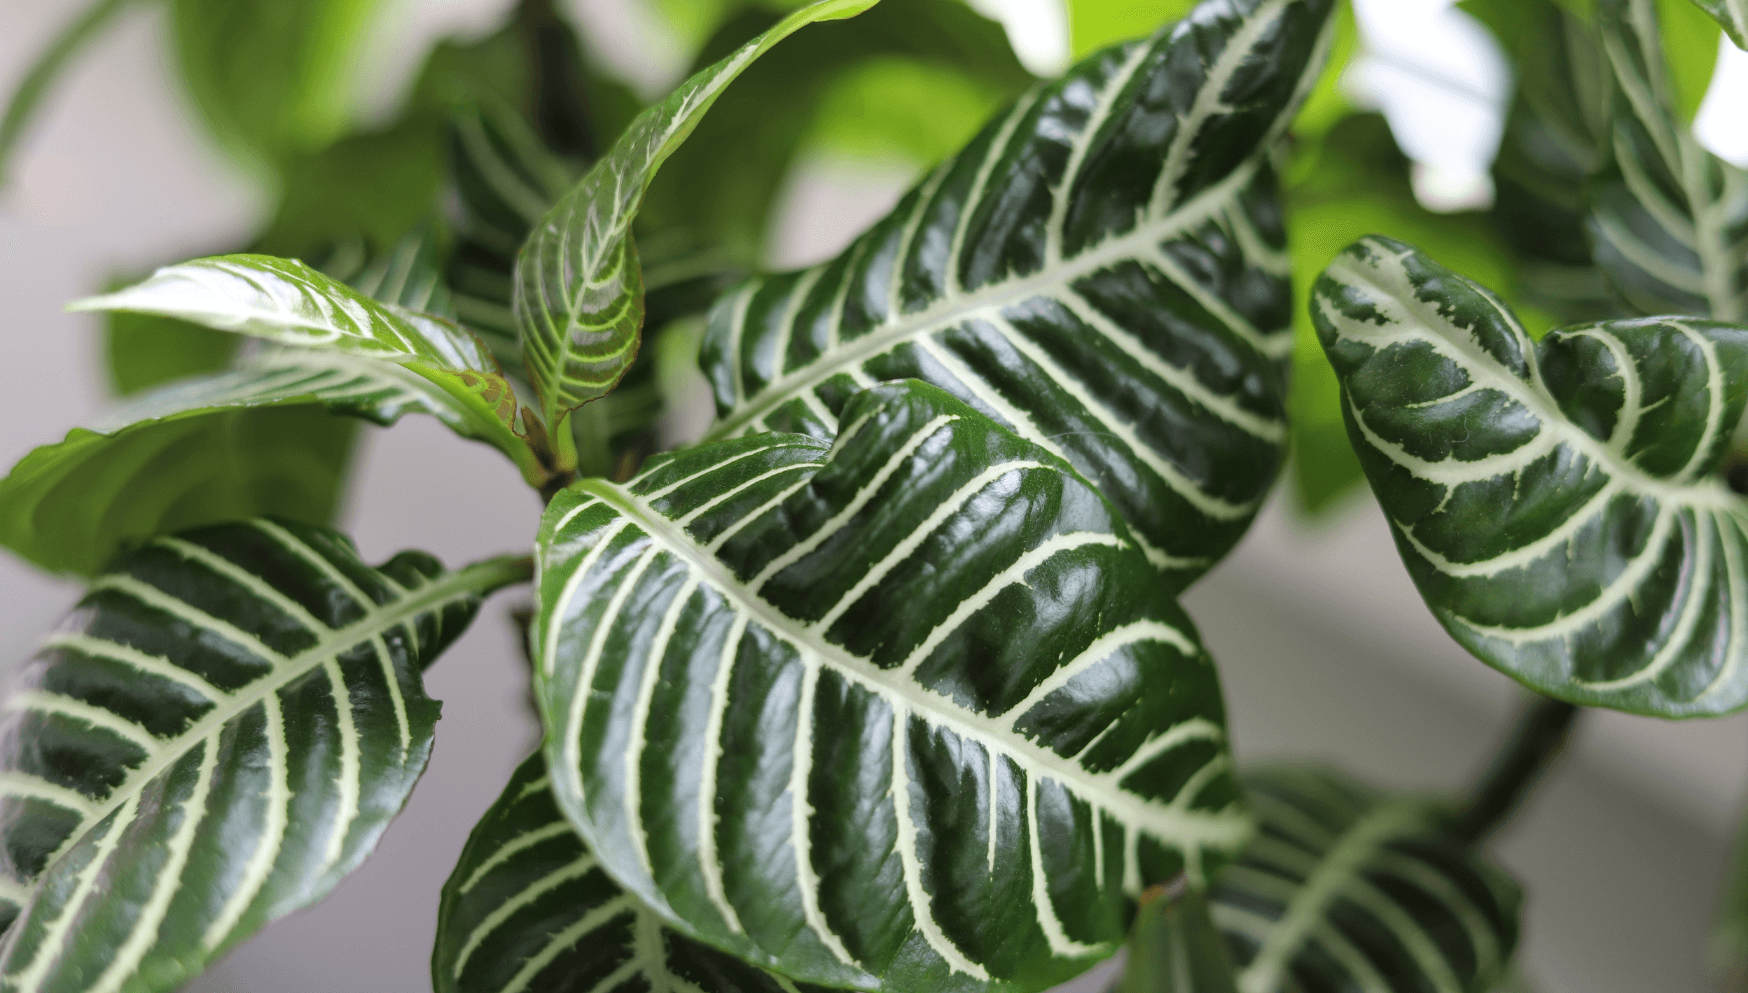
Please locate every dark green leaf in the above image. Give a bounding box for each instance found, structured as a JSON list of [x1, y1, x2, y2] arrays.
[[1212, 766, 1523, 993], [436, 752, 837, 993], [698, 0, 1336, 587], [1589, 0, 1747, 321], [1118, 882, 1240, 993], [0, 0, 143, 189], [1315, 236, 1748, 716], [0, 519, 527, 991], [533, 380, 1246, 992], [1689, 0, 1748, 45], [513, 0, 882, 430]]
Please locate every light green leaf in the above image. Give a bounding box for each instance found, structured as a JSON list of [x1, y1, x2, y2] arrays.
[[0, 349, 529, 576], [698, 0, 1337, 588], [436, 752, 839, 993], [168, 0, 384, 174], [1589, 0, 1748, 321], [104, 304, 240, 398], [1212, 766, 1523, 993], [0, 0, 144, 189], [1314, 235, 1748, 716], [1117, 882, 1240, 993], [533, 380, 1247, 992], [1068, 0, 1198, 58], [0, 519, 527, 991], [513, 0, 883, 430], [1689, 0, 1748, 45]]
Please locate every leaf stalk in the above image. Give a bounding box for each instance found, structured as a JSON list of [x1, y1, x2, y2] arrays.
[[1450, 694, 1580, 844]]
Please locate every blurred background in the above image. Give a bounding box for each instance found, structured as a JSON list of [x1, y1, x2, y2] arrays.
[[3, 0, 1748, 990]]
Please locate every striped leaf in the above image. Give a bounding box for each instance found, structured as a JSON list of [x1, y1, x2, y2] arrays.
[[513, 0, 882, 428], [1314, 236, 1748, 716], [437, 752, 837, 993], [0, 519, 528, 992], [1690, 0, 1748, 46], [0, 347, 535, 576], [696, 0, 1336, 588], [318, 224, 457, 319], [533, 379, 1247, 992], [1589, 0, 1748, 322], [1212, 766, 1522, 993]]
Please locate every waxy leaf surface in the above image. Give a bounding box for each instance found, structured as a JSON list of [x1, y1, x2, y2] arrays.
[[698, 0, 1335, 587], [513, 0, 881, 425], [1316, 236, 1748, 716], [534, 380, 1246, 992], [1212, 767, 1522, 993], [436, 753, 836, 993], [0, 520, 525, 992]]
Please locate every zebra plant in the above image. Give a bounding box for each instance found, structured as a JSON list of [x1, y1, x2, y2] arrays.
[[3, 0, 1747, 989]]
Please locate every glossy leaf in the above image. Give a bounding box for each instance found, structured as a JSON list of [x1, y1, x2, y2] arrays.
[[534, 380, 1246, 992], [1690, 0, 1748, 45], [1590, 0, 1748, 321], [1118, 882, 1240, 993], [0, 0, 142, 189], [1212, 766, 1523, 993], [436, 752, 837, 993], [513, 0, 882, 427], [0, 349, 528, 576], [698, 0, 1337, 587], [1315, 236, 1748, 716], [0, 519, 527, 991]]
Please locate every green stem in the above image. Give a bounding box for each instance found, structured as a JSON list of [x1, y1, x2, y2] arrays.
[[1, 0, 144, 189], [1450, 695, 1580, 844]]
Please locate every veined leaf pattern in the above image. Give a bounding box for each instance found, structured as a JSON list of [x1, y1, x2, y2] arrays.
[[513, 0, 881, 425], [1589, 0, 1748, 321], [1688, 0, 1748, 47], [436, 753, 836, 993], [1212, 767, 1522, 993], [0, 519, 527, 992], [697, 0, 1335, 587], [533, 380, 1247, 992], [1315, 236, 1748, 716]]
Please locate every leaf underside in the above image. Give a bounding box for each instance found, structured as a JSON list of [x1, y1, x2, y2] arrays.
[[698, 0, 1335, 589], [1316, 236, 1748, 716], [534, 380, 1246, 993], [0, 519, 521, 993], [1212, 766, 1522, 993]]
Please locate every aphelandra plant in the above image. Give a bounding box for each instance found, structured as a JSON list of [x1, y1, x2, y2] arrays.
[[3, 0, 1748, 990]]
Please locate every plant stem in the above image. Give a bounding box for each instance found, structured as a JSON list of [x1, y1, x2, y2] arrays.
[[1450, 695, 1580, 844]]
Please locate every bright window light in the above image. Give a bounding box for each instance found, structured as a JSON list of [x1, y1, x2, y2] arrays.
[[967, 0, 1072, 77], [1696, 34, 1748, 168]]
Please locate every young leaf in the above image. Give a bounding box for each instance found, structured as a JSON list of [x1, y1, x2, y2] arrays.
[[1212, 766, 1523, 993], [0, 349, 531, 576], [1314, 236, 1748, 716], [514, 0, 883, 430], [698, 0, 1337, 588], [1118, 881, 1241, 993], [533, 380, 1247, 992], [0, 519, 527, 992], [1689, 0, 1748, 45], [436, 753, 837, 993], [1590, 0, 1748, 321]]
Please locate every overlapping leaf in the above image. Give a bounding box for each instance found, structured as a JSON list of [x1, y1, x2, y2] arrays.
[[1211, 766, 1522, 993], [533, 380, 1247, 992], [697, 0, 1335, 587], [1315, 236, 1748, 716], [1589, 0, 1748, 322], [0, 519, 526, 992], [1690, 0, 1748, 46], [513, 0, 882, 427], [436, 753, 838, 993], [1119, 882, 1240, 993]]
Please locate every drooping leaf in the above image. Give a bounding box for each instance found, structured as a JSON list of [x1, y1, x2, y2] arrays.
[[1315, 236, 1748, 716], [0, 349, 531, 576], [1117, 881, 1240, 993], [0, 519, 527, 991], [697, 0, 1336, 588], [0, 0, 143, 189], [1589, 0, 1748, 321], [436, 752, 838, 993], [1690, 0, 1748, 45], [513, 0, 883, 430], [533, 380, 1247, 992], [1211, 766, 1523, 993]]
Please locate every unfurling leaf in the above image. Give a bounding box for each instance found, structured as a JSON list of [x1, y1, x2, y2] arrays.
[[533, 380, 1247, 992], [0, 520, 527, 992], [698, 0, 1337, 589], [1316, 236, 1748, 716], [513, 0, 884, 429], [1212, 766, 1523, 993], [436, 753, 836, 993]]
